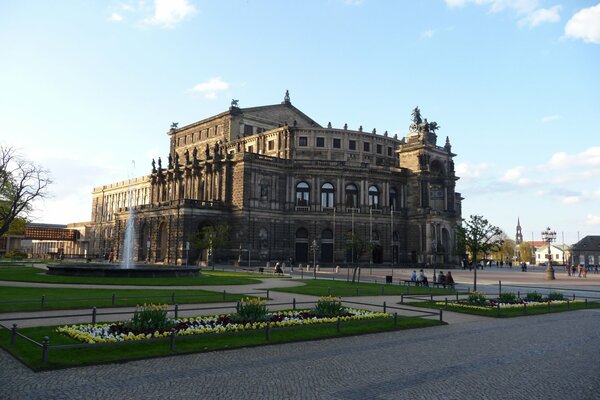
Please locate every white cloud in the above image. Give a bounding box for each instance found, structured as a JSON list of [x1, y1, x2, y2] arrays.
[[521, 5, 561, 27], [541, 114, 560, 122], [109, 12, 124, 22], [421, 29, 436, 38], [191, 77, 230, 99], [585, 214, 600, 225], [565, 4, 600, 44], [141, 0, 196, 29], [455, 162, 492, 179], [546, 147, 600, 169], [561, 196, 580, 204], [500, 166, 524, 182], [445, 0, 561, 27]]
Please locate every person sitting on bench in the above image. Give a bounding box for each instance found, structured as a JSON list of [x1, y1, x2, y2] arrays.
[[416, 269, 428, 286], [410, 270, 417, 282], [437, 271, 446, 286], [445, 271, 455, 287]]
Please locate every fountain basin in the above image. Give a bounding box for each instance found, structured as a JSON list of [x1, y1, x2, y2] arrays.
[[46, 263, 201, 278]]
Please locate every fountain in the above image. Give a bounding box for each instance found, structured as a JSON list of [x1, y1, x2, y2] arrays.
[[47, 160, 201, 278]]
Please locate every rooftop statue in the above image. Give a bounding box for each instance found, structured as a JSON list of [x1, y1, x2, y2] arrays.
[[428, 121, 440, 133], [158, 157, 162, 170], [283, 90, 290, 104], [231, 99, 239, 108], [411, 107, 422, 125], [151, 158, 156, 173], [170, 122, 178, 130]]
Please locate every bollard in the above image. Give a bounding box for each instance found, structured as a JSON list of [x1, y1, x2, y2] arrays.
[[170, 328, 176, 351], [430, 293, 433, 302], [301, 269, 304, 279], [223, 290, 226, 301], [266, 289, 270, 299], [394, 312, 398, 327], [293, 298, 296, 310], [265, 322, 270, 341], [42, 336, 49, 365], [439, 309, 443, 322], [174, 304, 179, 319], [445, 298, 448, 309], [573, 294, 576, 301], [92, 307, 97, 324], [383, 301, 387, 314], [41, 295, 45, 310], [336, 317, 341, 333], [11, 324, 17, 345], [336, 266, 339, 273], [112, 293, 116, 306]]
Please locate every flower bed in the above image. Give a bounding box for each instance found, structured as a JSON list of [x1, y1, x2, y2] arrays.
[[435, 299, 581, 311], [57, 308, 390, 344]]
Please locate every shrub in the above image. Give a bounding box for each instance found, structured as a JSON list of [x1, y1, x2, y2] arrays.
[[233, 297, 268, 322], [4, 249, 28, 259], [547, 292, 564, 301], [467, 291, 488, 306], [125, 304, 174, 333], [498, 292, 518, 303], [525, 292, 543, 302], [313, 296, 346, 317]]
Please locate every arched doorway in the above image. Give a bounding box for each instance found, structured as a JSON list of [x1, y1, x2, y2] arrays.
[[321, 229, 333, 264], [295, 228, 309, 263]]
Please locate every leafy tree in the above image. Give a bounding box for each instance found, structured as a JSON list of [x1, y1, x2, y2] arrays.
[[0, 147, 51, 237], [518, 241, 533, 264], [456, 215, 503, 290], [345, 233, 373, 282], [191, 223, 229, 269]]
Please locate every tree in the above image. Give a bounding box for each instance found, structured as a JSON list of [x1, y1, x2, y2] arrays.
[[456, 215, 503, 290], [518, 242, 533, 264], [191, 223, 229, 269], [0, 147, 51, 237], [345, 233, 373, 283]]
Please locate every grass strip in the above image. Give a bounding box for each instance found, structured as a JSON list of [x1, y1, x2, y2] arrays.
[[0, 316, 444, 371], [0, 287, 249, 313], [273, 278, 454, 297], [0, 267, 278, 286], [410, 299, 600, 317]]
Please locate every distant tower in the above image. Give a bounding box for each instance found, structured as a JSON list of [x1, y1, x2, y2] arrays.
[[516, 217, 523, 244]]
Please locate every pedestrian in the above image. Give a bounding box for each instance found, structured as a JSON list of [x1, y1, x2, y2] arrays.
[[583, 265, 587, 278], [578, 264, 583, 278], [567, 264, 571, 276]]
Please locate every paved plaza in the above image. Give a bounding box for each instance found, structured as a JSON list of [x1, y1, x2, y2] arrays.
[[1, 266, 599, 399]]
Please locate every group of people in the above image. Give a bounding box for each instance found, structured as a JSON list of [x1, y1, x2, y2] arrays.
[[273, 257, 295, 275], [566, 264, 597, 278], [409, 269, 454, 287]]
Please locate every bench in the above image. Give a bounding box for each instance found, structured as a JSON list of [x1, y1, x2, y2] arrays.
[[432, 281, 455, 289]]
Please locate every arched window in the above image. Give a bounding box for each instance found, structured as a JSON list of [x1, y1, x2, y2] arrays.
[[389, 187, 398, 211], [296, 182, 310, 206], [345, 183, 359, 208], [321, 183, 335, 208], [322, 229, 333, 240], [296, 228, 309, 239], [368, 185, 380, 209]]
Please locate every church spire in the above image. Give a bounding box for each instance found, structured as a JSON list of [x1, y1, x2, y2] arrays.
[[516, 217, 523, 244]]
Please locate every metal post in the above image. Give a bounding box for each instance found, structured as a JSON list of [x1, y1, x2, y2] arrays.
[[394, 312, 398, 327], [223, 290, 226, 301], [266, 289, 270, 299], [445, 298, 448, 309], [336, 317, 341, 333], [499, 280, 502, 297], [174, 304, 179, 319], [92, 307, 97, 324], [293, 298, 296, 310], [41, 295, 45, 310], [439, 309, 443, 322], [42, 336, 49, 365], [11, 324, 17, 345], [401, 294, 404, 304], [383, 301, 387, 314], [170, 328, 176, 351], [265, 322, 270, 341]]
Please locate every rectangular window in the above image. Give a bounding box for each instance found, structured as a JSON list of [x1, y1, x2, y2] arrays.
[[268, 140, 275, 150], [247, 146, 254, 153], [377, 144, 382, 154], [387, 146, 392, 156], [333, 138, 341, 148], [349, 140, 356, 150], [244, 125, 253, 136], [316, 137, 325, 147], [299, 136, 308, 146], [363, 142, 370, 152]]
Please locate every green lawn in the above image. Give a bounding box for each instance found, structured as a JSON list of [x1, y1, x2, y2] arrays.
[[0, 266, 275, 286], [0, 286, 250, 313], [411, 299, 600, 317], [0, 316, 444, 370], [272, 278, 455, 297]]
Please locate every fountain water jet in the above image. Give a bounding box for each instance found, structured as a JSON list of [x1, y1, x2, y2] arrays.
[[121, 162, 136, 269]]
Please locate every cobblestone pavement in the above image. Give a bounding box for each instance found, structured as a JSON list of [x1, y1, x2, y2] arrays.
[[1, 309, 599, 399]]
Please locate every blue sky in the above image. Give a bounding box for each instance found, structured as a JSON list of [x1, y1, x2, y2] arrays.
[[1, 0, 599, 245]]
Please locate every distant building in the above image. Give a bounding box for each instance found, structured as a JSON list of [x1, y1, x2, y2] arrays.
[[534, 243, 569, 266], [86, 93, 463, 266], [570, 235, 600, 267]]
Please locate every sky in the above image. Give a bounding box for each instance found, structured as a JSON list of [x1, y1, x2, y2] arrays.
[[1, 0, 599, 245]]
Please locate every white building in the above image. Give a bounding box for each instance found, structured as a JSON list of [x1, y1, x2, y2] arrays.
[[534, 244, 568, 266]]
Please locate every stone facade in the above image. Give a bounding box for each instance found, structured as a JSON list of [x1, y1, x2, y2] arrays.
[[87, 94, 462, 267]]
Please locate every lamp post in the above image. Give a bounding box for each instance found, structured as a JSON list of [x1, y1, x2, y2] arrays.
[[541, 227, 556, 280], [310, 239, 318, 279]]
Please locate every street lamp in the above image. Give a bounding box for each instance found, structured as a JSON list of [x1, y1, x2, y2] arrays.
[[310, 239, 318, 279], [541, 227, 556, 280]]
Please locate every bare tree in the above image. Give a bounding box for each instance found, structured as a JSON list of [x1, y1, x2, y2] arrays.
[[0, 146, 51, 237]]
